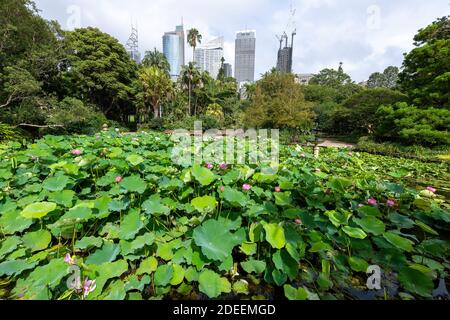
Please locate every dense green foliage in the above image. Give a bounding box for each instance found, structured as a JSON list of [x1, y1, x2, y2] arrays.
[[0, 132, 448, 300], [399, 16, 449, 108], [331, 89, 407, 135], [244, 72, 315, 131], [367, 66, 399, 89]]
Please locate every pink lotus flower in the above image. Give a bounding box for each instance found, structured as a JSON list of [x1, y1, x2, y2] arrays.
[[368, 198, 378, 206], [71, 149, 82, 156], [386, 199, 396, 207], [294, 219, 302, 225], [82, 278, 96, 298], [426, 186, 436, 193], [64, 253, 75, 265], [219, 163, 228, 170], [243, 184, 252, 191], [205, 163, 214, 169], [115, 176, 123, 183], [219, 186, 225, 192], [274, 186, 281, 193]]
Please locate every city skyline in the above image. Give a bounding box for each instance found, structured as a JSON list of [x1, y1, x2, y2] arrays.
[[34, 0, 449, 82], [194, 37, 225, 79], [163, 24, 185, 79]]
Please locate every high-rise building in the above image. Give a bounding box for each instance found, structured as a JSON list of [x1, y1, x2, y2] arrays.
[[126, 25, 141, 64], [276, 31, 296, 73], [163, 24, 185, 80], [194, 37, 224, 79], [223, 63, 232, 78], [235, 30, 256, 84]]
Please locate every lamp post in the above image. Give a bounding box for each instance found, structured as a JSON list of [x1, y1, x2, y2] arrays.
[[310, 127, 323, 159]]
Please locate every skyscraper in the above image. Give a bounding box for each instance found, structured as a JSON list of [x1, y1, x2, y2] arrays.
[[163, 24, 185, 80], [235, 30, 256, 84], [194, 37, 224, 79], [223, 63, 232, 78], [276, 31, 296, 73], [126, 25, 141, 64]]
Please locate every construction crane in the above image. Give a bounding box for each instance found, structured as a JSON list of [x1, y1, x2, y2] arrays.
[[275, 1, 297, 73]]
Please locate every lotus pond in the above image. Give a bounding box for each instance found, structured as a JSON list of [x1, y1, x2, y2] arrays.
[[0, 131, 449, 300]]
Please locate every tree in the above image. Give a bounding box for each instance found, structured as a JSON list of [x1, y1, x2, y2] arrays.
[[179, 62, 202, 116], [375, 102, 450, 146], [142, 48, 171, 75], [217, 57, 226, 80], [399, 16, 450, 108], [187, 28, 202, 62], [309, 63, 353, 87], [331, 88, 407, 135], [138, 66, 173, 120], [367, 66, 399, 89], [244, 73, 315, 131], [63, 27, 138, 121]]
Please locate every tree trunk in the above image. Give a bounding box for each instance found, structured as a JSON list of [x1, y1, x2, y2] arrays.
[[188, 80, 191, 116], [153, 104, 159, 119]]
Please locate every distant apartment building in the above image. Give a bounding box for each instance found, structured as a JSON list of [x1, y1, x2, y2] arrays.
[[295, 73, 315, 85], [235, 30, 256, 84], [194, 37, 224, 79], [163, 24, 185, 80]]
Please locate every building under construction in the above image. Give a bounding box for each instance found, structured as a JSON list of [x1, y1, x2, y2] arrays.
[[276, 31, 296, 73]]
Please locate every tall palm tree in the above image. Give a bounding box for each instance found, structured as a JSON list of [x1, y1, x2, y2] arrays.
[[141, 48, 171, 75], [187, 28, 202, 62], [179, 62, 201, 116]]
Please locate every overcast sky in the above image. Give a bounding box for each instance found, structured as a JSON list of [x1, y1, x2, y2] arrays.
[[34, 0, 449, 82]]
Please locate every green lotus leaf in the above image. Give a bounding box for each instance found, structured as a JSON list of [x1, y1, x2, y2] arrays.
[[43, 175, 70, 191], [119, 209, 143, 240], [262, 222, 286, 249], [193, 219, 246, 262], [398, 267, 434, 297], [383, 232, 414, 252], [0, 259, 38, 277], [154, 264, 173, 287], [0, 210, 33, 235], [284, 284, 308, 300], [191, 164, 215, 186], [198, 269, 231, 298], [353, 216, 386, 236], [137, 256, 159, 275], [126, 154, 144, 166], [75, 236, 103, 250], [241, 259, 266, 274], [223, 186, 247, 206], [22, 230, 52, 252], [191, 196, 217, 213], [120, 175, 147, 194], [85, 241, 121, 265], [342, 226, 367, 239], [20, 202, 57, 219]]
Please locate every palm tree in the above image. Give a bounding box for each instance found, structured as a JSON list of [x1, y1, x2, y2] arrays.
[[141, 48, 171, 75], [187, 28, 202, 62], [179, 62, 201, 116], [139, 66, 173, 120]]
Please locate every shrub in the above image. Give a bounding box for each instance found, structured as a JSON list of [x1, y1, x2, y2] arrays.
[[46, 97, 108, 134], [375, 102, 450, 146]]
